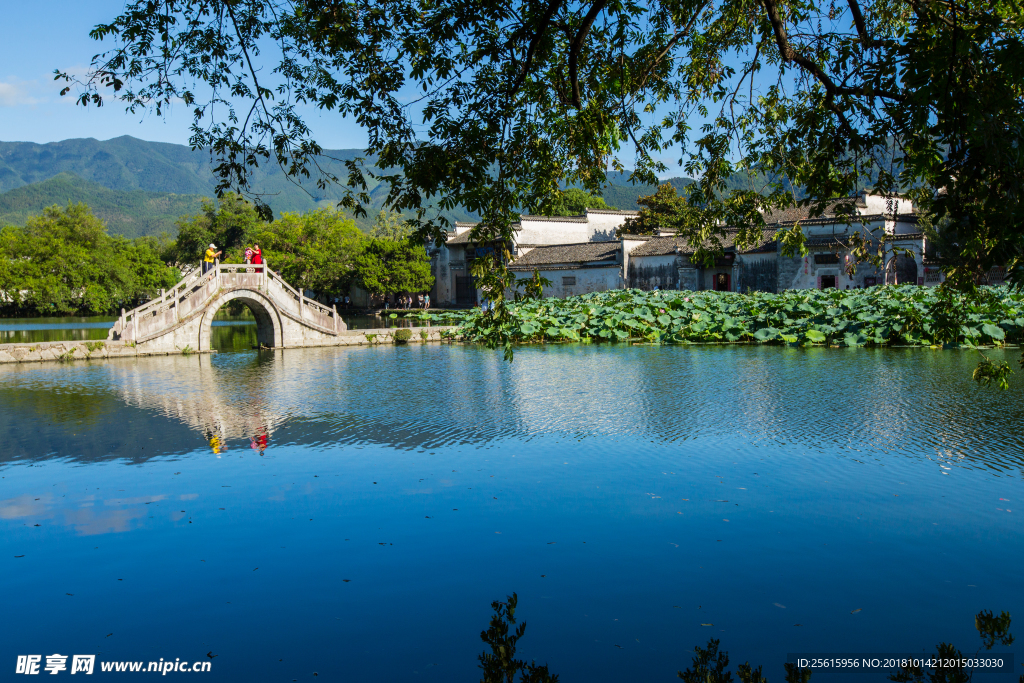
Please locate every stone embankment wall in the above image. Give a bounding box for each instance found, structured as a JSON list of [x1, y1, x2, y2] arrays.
[[0, 326, 459, 364]]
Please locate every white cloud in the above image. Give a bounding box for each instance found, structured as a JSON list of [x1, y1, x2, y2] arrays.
[[0, 79, 40, 107]]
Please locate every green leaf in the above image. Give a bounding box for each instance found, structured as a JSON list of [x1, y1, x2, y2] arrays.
[[804, 329, 827, 343], [981, 323, 1005, 340]]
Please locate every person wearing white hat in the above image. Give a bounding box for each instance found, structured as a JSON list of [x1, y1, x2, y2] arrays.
[[203, 243, 222, 275]]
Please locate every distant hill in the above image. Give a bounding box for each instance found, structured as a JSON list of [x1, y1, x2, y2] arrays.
[[0, 136, 705, 236], [0, 173, 206, 239], [597, 176, 694, 211]]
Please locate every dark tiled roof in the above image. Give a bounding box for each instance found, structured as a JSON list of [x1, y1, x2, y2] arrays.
[[629, 236, 682, 256], [446, 226, 509, 245], [446, 231, 474, 245], [886, 231, 924, 241], [512, 264, 620, 272], [520, 214, 589, 223], [802, 230, 923, 248], [585, 208, 641, 215], [804, 235, 853, 248], [762, 196, 914, 225], [509, 242, 620, 270], [620, 234, 655, 241], [630, 228, 778, 257], [762, 198, 862, 223]]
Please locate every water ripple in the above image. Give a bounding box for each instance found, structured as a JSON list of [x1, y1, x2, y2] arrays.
[[0, 344, 1021, 477]]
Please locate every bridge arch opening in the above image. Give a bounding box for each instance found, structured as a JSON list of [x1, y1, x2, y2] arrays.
[[199, 290, 282, 352]]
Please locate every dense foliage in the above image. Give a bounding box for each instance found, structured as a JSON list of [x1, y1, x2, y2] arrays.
[[352, 238, 434, 298], [173, 194, 432, 298], [416, 286, 1024, 349], [618, 184, 688, 237], [0, 204, 179, 315], [173, 194, 263, 265], [369, 210, 415, 241], [248, 209, 366, 294], [535, 188, 618, 216]]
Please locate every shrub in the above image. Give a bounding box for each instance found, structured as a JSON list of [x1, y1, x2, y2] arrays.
[[393, 329, 413, 343], [419, 330, 429, 340]]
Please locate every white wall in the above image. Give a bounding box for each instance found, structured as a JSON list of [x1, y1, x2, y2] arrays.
[[513, 209, 638, 247], [621, 238, 649, 278], [630, 254, 676, 270], [803, 218, 886, 236], [515, 217, 608, 246], [514, 266, 621, 298], [860, 194, 913, 216]]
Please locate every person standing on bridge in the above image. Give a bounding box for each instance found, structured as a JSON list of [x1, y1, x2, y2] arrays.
[[251, 243, 263, 269], [203, 244, 222, 275]]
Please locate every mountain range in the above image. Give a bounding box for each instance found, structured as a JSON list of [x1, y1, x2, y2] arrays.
[[0, 136, 700, 238]]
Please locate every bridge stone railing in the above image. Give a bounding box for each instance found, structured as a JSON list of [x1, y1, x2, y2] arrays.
[[262, 266, 341, 334], [108, 261, 343, 344]]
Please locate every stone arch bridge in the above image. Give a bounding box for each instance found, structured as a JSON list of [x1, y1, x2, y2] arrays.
[[108, 263, 350, 353]]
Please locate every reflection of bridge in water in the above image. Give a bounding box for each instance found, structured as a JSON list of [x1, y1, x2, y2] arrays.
[[107, 353, 297, 443], [109, 262, 350, 354]]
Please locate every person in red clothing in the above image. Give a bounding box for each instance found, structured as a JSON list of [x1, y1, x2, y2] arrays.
[[251, 244, 263, 270]]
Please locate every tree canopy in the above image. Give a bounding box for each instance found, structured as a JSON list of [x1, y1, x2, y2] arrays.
[[618, 183, 687, 236], [62, 0, 1024, 354], [352, 238, 434, 298], [370, 210, 415, 241], [250, 208, 366, 294], [173, 193, 263, 265], [535, 188, 618, 216], [0, 204, 179, 315], [173, 193, 429, 298]]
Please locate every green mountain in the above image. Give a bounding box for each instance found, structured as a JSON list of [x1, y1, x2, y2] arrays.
[[0, 136, 703, 236], [597, 175, 694, 211], [0, 173, 206, 239]]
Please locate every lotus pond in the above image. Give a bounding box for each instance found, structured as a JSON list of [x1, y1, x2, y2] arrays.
[[414, 285, 1024, 348]]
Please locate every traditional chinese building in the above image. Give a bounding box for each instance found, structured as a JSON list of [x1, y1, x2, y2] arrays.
[[428, 193, 1003, 304]]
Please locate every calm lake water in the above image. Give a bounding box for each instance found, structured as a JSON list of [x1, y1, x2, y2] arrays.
[[1, 344, 1022, 681]]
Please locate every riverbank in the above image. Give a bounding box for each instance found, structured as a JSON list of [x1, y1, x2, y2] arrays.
[[0, 326, 458, 364]]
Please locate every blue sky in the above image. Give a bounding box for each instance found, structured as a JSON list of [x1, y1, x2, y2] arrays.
[[2, 2, 702, 175], [0, 1, 368, 148]]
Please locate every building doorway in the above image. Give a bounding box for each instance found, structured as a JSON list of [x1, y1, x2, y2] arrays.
[[455, 275, 478, 306], [820, 275, 837, 289], [895, 255, 918, 285], [714, 273, 731, 291]]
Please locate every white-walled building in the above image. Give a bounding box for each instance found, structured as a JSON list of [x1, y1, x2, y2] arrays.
[[426, 193, 999, 306], [430, 209, 638, 305]]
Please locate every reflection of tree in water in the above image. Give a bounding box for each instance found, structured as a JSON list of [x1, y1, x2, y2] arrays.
[[477, 596, 1015, 683], [3, 345, 1024, 472], [479, 594, 558, 683]]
